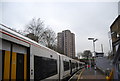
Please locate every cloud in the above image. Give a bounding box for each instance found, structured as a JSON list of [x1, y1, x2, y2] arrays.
[[1, 0, 120, 2], [1, 2, 118, 54]]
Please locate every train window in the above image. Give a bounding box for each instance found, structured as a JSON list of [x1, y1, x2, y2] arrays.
[[63, 61, 69, 71], [72, 63, 75, 69], [34, 56, 57, 80], [74, 63, 76, 68], [79, 63, 82, 67], [76, 63, 78, 68], [72, 63, 73, 68]]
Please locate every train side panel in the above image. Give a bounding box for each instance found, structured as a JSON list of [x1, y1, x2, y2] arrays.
[[1, 26, 85, 81], [62, 55, 71, 79], [31, 45, 59, 81]]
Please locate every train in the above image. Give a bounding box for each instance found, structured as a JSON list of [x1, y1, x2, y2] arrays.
[[0, 24, 85, 81]]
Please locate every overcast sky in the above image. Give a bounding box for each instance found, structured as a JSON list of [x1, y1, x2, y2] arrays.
[[1, 0, 119, 55]]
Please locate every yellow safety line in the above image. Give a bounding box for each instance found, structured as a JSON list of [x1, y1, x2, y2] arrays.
[[77, 68, 85, 81]]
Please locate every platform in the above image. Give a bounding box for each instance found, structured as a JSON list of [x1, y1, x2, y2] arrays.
[[69, 67, 106, 81]]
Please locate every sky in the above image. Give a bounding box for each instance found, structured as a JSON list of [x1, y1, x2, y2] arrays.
[[0, 0, 119, 56]]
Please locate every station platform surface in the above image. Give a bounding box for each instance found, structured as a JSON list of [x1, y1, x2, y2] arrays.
[[69, 67, 106, 81]]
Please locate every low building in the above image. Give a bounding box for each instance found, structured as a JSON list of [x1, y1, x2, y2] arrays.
[[26, 33, 39, 42], [95, 52, 104, 57]]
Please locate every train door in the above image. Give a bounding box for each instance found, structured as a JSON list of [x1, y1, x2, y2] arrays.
[[1, 40, 28, 80], [16, 54, 24, 80], [59, 55, 61, 81], [69, 60, 72, 75]]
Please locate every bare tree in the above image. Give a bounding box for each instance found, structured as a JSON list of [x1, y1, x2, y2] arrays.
[[25, 18, 44, 41], [25, 18, 57, 50], [41, 27, 57, 50]]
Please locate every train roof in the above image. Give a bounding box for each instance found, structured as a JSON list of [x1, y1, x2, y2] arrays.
[[0, 24, 58, 54], [0, 24, 85, 64]]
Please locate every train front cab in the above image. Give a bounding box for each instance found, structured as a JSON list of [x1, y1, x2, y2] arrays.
[[0, 39, 30, 81]]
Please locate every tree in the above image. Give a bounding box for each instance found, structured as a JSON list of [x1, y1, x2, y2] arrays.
[[82, 50, 92, 59], [25, 18, 44, 41], [25, 18, 57, 50], [41, 27, 57, 50]]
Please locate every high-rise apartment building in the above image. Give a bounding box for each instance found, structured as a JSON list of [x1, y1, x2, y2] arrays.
[[57, 30, 75, 58]]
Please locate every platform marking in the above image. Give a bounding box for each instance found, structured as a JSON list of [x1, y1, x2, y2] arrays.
[[77, 68, 85, 81]]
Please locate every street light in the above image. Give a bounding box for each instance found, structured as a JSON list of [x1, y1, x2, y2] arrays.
[[88, 37, 98, 56], [88, 38, 98, 69]]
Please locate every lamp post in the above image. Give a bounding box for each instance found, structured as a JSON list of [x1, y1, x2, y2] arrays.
[[88, 38, 98, 69], [88, 38, 98, 57]]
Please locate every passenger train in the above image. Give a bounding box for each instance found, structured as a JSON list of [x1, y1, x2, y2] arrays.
[[0, 24, 85, 81]]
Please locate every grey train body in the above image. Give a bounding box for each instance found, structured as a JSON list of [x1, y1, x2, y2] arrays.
[[0, 25, 85, 81]]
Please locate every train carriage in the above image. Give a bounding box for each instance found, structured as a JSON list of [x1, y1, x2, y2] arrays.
[[0, 24, 85, 81], [33, 45, 60, 80]]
